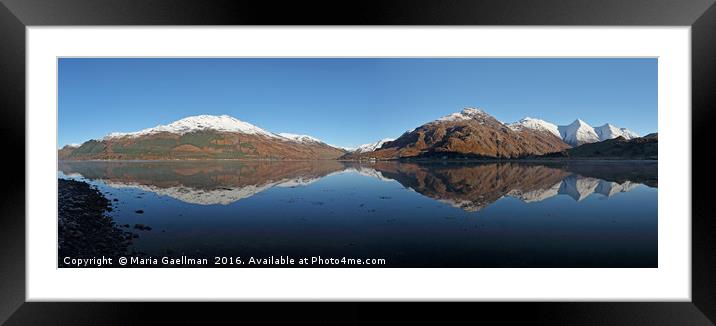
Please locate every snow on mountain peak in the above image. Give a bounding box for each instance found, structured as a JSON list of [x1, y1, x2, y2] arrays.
[[558, 119, 599, 146], [104, 114, 281, 140], [570, 119, 590, 127], [430, 107, 641, 147], [437, 107, 489, 122], [354, 138, 395, 153], [594, 123, 639, 141], [511, 116, 641, 146], [461, 107, 486, 115], [507, 117, 560, 138], [278, 133, 323, 144], [331, 145, 356, 151]]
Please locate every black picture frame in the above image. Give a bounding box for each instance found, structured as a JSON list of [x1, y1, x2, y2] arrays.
[[1, 0, 714, 324]]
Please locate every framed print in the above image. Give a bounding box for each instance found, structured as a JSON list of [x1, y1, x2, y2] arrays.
[[1, 0, 715, 324]]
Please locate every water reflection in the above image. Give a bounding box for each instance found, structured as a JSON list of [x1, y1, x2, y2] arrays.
[[59, 160, 345, 205], [58, 160, 655, 211]]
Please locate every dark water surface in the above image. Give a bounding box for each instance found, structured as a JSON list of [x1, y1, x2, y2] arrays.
[[58, 160, 657, 267]]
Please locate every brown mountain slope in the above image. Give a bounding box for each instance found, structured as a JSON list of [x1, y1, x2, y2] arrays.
[[360, 108, 570, 159], [541, 133, 657, 160], [63, 131, 346, 160], [58, 145, 79, 160]]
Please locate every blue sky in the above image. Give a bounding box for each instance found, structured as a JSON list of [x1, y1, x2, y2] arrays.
[[59, 58, 657, 148]]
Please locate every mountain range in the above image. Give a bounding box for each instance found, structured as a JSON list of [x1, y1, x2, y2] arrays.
[[350, 108, 643, 159], [359, 108, 570, 159], [59, 108, 652, 161], [507, 117, 639, 146]]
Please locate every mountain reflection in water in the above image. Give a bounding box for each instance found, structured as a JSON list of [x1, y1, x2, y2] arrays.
[[58, 160, 655, 211], [61, 160, 345, 205]]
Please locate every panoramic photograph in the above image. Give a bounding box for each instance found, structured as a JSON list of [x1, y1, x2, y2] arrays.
[[57, 58, 657, 268]]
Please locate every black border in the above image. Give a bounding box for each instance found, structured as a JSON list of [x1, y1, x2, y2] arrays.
[[1, 0, 715, 324]]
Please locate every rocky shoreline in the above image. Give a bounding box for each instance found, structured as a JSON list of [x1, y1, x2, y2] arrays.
[[58, 179, 137, 267]]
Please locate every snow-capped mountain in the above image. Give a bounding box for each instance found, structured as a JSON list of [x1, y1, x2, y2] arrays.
[[511, 117, 639, 147], [436, 107, 492, 123], [278, 133, 323, 144], [104, 114, 281, 140], [354, 138, 395, 153], [333, 145, 357, 151], [594, 124, 639, 141], [558, 119, 601, 146], [63, 114, 346, 160], [356, 108, 569, 159], [507, 117, 560, 138]]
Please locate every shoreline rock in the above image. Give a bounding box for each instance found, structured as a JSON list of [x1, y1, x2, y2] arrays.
[[58, 179, 137, 266]]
